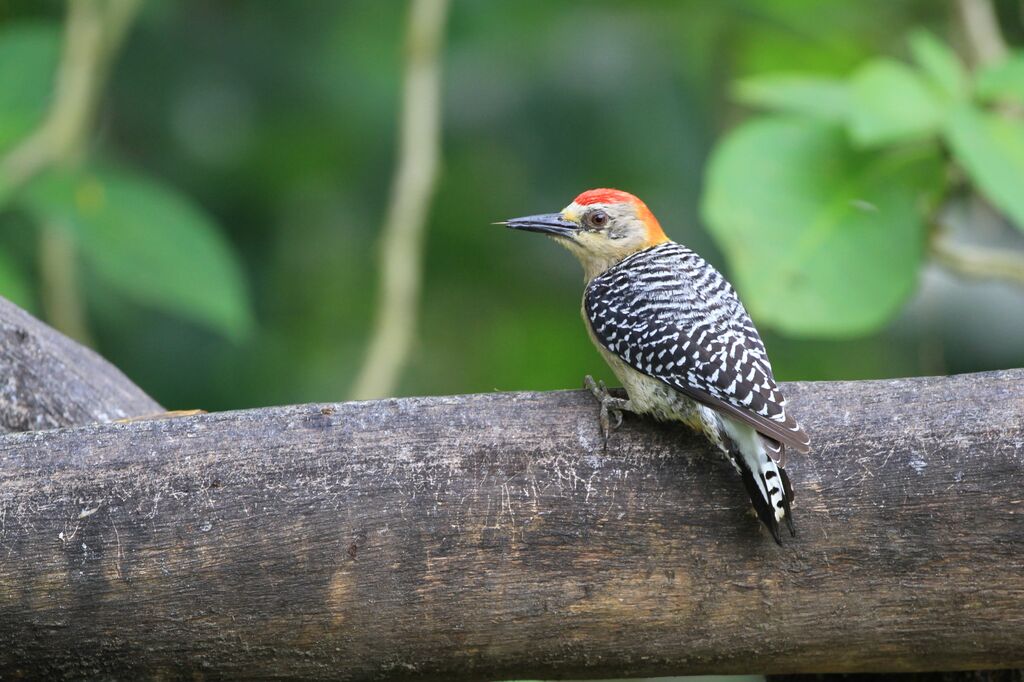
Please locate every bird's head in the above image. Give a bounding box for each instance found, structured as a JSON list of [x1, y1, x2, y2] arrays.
[[501, 188, 669, 280]]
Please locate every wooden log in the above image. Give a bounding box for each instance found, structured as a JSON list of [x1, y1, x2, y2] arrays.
[[0, 297, 160, 432], [1, 369, 1022, 680]]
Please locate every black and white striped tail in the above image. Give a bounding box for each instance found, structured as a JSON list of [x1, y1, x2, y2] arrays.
[[729, 443, 795, 545]]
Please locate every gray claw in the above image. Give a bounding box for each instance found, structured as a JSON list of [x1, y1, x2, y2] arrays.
[[583, 375, 631, 447]]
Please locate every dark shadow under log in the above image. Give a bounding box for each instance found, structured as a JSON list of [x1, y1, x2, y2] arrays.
[[0, 368, 1022, 680]]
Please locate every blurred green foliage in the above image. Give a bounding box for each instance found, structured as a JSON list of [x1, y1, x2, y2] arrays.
[[25, 166, 253, 339], [705, 26, 1024, 336], [0, 0, 1022, 412], [0, 8, 252, 341], [704, 120, 943, 335], [0, 22, 59, 158]]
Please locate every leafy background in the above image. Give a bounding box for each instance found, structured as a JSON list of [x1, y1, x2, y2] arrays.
[[0, 0, 1022, 419]]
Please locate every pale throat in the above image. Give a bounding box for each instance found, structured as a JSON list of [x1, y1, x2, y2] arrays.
[[560, 238, 647, 282]]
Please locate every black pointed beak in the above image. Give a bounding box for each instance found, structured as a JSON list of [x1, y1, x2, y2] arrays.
[[498, 213, 579, 238]]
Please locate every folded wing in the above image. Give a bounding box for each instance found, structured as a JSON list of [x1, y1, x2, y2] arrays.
[[584, 243, 810, 460]]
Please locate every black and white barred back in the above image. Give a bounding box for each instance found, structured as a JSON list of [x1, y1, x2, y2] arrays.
[[584, 241, 810, 539]]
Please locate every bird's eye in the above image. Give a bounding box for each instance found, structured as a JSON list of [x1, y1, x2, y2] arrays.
[[587, 210, 608, 229]]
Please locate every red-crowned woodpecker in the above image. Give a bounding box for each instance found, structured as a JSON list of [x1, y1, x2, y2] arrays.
[[501, 188, 810, 543]]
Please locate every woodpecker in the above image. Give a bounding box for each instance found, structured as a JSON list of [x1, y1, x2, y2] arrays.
[[500, 188, 810, 543]]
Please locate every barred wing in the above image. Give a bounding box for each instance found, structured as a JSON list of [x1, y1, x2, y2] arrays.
[[584, 243, 810, 457]]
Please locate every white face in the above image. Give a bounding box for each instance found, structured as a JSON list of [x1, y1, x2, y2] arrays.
[[557, 201, 655, 279]]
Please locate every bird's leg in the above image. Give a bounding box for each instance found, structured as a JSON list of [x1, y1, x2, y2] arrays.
[[583, 375, 633, 445]]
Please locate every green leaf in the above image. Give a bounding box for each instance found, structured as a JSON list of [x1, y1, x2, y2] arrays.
[[702, 117, 944, 337], [25, 167, 254, 339], [975, 53, 1024, 104], [0, 250, 34, 312], [945, 105, 1024, 233], [0, 22, 61, 155], [908, 29, 968, 100], [733, 74, 850, 122], [848, 58, 943, 147]]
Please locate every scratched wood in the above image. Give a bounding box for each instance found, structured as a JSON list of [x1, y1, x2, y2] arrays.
[[0, 297, 161, 432], [0, 369, 1022, 680]]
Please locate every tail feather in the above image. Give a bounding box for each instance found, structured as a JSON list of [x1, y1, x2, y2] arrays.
[[715, 412, 797, 543], [733, 451, 783, 545], [779, 466, 796, 537]]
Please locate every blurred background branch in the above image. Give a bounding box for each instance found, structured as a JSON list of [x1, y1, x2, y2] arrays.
[[957, 0, 1009, 65], [350, 0, 450, 400], [38, 217, 92, 344], [0, 0, 141, 344], [0, 0, 140, 193], [931, 231, 1024, 286]]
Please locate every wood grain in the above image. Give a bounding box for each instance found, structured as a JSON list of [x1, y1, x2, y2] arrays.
[[1, 370, 1021, 679], [0, 297, 160, 432]]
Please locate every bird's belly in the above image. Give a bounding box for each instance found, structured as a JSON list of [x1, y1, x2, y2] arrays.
[[582, 303, 722, 444], [595, 344, 703, 426]]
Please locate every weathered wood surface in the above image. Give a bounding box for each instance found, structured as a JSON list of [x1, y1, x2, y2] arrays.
[[0, 297, 160, 432], [1, 369, 1022, 680]]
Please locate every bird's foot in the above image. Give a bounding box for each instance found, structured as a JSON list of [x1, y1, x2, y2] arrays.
[[583, 375, 632, 446]]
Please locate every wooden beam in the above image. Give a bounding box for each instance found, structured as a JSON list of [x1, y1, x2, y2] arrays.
[[0, 297, 160, 432], [1, 369, 1022, 679]]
